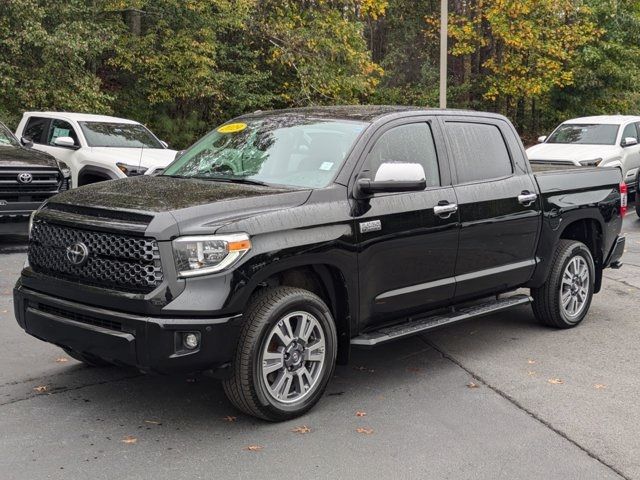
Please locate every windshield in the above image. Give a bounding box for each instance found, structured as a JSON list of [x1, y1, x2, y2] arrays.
[[79, 121, 163, 148], [547, 123, 619, 145], [162, 116, 367, 188], [0, 123, 19, 147]]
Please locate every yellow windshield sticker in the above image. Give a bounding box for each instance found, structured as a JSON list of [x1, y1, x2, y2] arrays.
[[217, 122, 247, 134]]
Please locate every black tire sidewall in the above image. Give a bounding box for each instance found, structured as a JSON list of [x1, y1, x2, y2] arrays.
[[556, 243, 595, 326], [251, 292, 337, 418]]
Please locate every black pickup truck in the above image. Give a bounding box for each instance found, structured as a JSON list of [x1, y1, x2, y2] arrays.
[[0, 121, 70, 234], [14, 106, 625, 421]]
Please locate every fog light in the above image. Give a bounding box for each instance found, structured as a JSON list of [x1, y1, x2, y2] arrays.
[[183, 332, 199, 350]]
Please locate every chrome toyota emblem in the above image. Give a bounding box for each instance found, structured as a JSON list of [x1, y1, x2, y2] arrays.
[[66, 242, 89, 266], [17, 172, 33, 184]]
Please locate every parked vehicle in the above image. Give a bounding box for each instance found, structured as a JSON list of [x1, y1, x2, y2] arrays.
[[0, 121, 69, 235], [15, 112, 177, 188], [14, 107, 626, 421], [527, 115, 640, 202]]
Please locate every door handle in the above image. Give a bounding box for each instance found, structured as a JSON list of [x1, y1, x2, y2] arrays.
[[518, 192, 537, 207], [434, 203, 458, 219]]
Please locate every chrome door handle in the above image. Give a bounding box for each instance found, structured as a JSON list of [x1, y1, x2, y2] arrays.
[[434, 203, 458, 218], [518, 193, 537, 207]]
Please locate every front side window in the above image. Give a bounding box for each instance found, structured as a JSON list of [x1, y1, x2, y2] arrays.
[[23, 117, 50, 144], [79, 122, 163, 148], [621, 123, 638, 142], [163, 116, 367, 189], [365, 123, 440, 187], [47, 119, 79, 146], [547, 123, 619, 145], [446, 122, 513, 183], [0, 123, 19, 147]]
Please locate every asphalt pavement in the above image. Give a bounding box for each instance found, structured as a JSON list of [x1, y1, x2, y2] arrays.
[[1, 215, 639, 480]]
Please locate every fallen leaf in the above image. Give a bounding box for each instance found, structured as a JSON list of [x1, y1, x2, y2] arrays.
[[527, 359, 536, 365], [186, 377, 197, 383], [144, 420, 161, 425], [406, 367, 421, 373], [222, 416, 237, 422], [594, 384, 607, 390], [291, 425, 311, 434], [0, 310, 7, 313], [245, 445, 263, 451], [548, 378, 564, 385], [33, 385, 48, 393], [466, 382, 479, 389], [355, 411, 367, 417], [121, 435, 137, 444], [527, 371, 537, 376], [55, 357, 69, 363], [356, 427, 374, 435]]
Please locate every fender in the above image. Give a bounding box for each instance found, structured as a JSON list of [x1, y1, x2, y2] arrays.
[[77, 165, 120, 185]]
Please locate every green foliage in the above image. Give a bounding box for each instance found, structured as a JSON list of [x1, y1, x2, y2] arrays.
[[1, 0, 639, 145]]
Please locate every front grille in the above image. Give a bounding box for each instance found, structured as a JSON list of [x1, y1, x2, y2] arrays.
[[29, 221, 163, 293], [0, 168, 61, 202], [37, 303, 123, 331]]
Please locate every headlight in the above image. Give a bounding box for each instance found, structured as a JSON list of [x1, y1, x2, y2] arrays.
[[579, 158, 603, 167], [172, 233, 251, 277], [57, 160, 71, 178], [117, 162, 148, 176]]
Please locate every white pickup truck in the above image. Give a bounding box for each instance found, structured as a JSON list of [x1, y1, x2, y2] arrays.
[[15, 112, 177, 188], [527, 115, 640, 200]]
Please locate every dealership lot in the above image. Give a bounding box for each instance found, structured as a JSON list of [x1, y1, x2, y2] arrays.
[[0, 216, 638, 480]]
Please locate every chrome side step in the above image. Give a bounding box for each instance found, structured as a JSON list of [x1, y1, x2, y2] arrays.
[[351, 294, 532, 347]]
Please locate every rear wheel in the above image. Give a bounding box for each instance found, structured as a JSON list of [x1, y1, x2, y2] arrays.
[[62, 347, 112, 367], [532, 240, 595, 328], [222, 286, 337, 421]]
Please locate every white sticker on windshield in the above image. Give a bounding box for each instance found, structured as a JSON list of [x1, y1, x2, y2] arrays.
[[320, 162, 334, 171]]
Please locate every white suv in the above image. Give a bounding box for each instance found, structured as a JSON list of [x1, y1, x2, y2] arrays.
[[15, 112, 177, 188], [527, 115, 640, 195]]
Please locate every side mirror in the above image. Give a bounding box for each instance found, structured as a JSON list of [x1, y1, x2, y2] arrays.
[[53, 136, 78, 149], [20, 136, 33, 148], [622, 137, 638, 147], [356, 162, 427, 198], [537, 135, 547, 143], [160, 140, 169, 148]]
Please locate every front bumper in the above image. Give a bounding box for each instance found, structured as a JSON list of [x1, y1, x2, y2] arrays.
[[13, 282, 243, 375]]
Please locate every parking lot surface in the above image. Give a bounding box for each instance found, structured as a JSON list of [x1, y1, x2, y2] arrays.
[[1, 216, 639, 480]]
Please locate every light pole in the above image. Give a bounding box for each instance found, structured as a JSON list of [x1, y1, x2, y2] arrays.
[[439, 0, 448, 109]]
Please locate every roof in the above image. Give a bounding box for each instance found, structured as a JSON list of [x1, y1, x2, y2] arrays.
[[238, 105, 506, 123], [564, 115, 640, 125], [23, 112, 140, 124]]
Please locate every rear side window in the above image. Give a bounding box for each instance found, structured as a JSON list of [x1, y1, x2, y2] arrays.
[[47, 119, 79, 146], [446, 122, 513, 183], [23, 117, 50, 144], [366, 123, 440, 187]]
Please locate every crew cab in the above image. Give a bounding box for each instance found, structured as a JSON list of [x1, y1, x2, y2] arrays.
[[14, 107, 626, 421], [15, 112, 177, 188], [527, 115, 640, 199], [0, 121, 69, 234]]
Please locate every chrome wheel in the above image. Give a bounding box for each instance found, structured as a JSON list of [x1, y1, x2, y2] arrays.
[[260, 311, 326, 404], [560, 256, 590, 319]]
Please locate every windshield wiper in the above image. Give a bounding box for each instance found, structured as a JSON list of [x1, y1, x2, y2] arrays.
[[193, 176, 271, 187]]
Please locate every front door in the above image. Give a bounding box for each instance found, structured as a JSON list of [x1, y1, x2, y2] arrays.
[[354, 119, 459, 330], [441, 116, 541, 299]]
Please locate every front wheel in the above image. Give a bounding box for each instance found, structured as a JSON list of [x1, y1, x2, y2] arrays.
[[222, 286, 337, 421], [531, 240, 595, 328]]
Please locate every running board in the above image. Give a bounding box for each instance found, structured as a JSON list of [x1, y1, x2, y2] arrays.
[[351, 294, 532, 347]]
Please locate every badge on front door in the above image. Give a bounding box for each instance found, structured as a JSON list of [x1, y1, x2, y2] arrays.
[[359, 220, 382, 233]]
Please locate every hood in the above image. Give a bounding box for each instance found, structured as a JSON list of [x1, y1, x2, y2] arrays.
[[49, 176, 312, 236], [89, 147, 178, 168], [0, 145, 58, 168], [526, 143, 620, 164]]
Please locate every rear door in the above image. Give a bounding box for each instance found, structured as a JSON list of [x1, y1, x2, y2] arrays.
[[441, 116, 541, 299], [354, 117, 459, 329]]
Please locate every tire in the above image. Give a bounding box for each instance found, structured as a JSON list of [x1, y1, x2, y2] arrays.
[[635, 202, 640, 218], [62, 347, 112, 367], [531, 240, 595, 328], [222, 286, 337, 421]]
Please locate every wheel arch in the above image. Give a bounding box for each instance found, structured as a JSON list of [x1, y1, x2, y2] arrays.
[[558, 218, 604, 293], [77, 165, 119, 186]]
